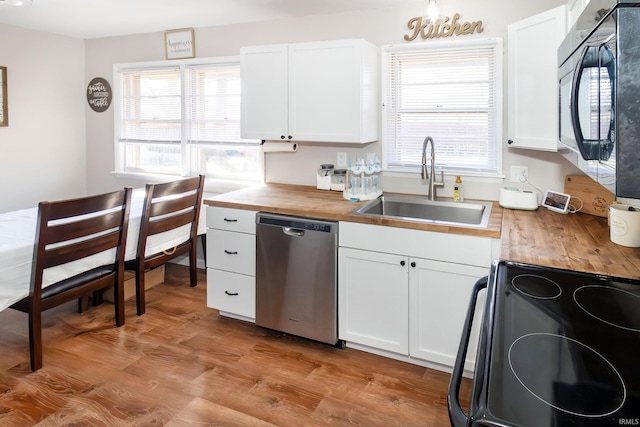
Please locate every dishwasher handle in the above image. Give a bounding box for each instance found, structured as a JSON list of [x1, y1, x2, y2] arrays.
[[283, 227, 305, 237], [448, 275, 488, 427]]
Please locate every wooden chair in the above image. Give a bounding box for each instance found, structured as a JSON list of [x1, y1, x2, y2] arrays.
[[10, 188, 132, 371], [127, 175, 205, 315]]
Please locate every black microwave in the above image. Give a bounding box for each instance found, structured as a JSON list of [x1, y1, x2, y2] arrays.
[[558, 0, 640, 199]]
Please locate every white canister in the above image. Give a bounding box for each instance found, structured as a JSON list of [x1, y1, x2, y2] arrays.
[[316, 164, 334, 190], [330, 169, 346, 191], [609, 204, 640, 247]]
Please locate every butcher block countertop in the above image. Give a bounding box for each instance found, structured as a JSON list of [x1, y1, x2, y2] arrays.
[[204, 183, 503, 238], [501, 207, 640, 279]]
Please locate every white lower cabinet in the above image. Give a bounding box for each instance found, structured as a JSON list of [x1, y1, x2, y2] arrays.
[[338, 248, 409, 354], [338, 221, 494, 372], [409, 258, 486, 372], [206, 206, 257, 322]]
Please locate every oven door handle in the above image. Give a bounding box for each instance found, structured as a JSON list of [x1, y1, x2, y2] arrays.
[[448, 275, 488, 427]]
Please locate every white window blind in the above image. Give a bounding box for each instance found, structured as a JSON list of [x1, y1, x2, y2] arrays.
[[383, 39, 502, 175], [185, 62, 261, 181], [186, 63, 243, 143], [115, 59, 261, 181], [117, 66, 182, 175], [119, 67, 181, 143]]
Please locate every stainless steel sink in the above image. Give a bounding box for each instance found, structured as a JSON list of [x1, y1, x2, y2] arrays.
[[350, 194, 493, 227]]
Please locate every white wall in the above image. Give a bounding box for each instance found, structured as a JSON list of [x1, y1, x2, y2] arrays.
[[82, 0, 579, 202], [0, 25, 86, 212]]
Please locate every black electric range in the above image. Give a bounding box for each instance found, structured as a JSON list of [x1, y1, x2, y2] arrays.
[[449, 260, 640, 426]]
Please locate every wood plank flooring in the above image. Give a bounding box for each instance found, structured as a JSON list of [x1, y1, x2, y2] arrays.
[[0, 264, 472, 426]]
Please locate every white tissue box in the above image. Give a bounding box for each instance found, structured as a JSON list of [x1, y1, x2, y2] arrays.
[[499, 187, 538, 210]]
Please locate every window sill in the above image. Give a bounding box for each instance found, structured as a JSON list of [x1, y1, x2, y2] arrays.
[[382, 169, 505, 184], [111, 171, 261, 195]]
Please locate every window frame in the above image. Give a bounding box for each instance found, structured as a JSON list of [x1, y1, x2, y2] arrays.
[[381, 38, 503, 179], [112, 56, 263, 183]]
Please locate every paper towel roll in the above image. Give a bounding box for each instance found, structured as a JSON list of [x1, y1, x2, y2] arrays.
[[262, 142, 297, 153]]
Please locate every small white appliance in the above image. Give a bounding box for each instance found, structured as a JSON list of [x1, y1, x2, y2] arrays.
[[499, 187, 538, 210], [316, 164, 334, 190]]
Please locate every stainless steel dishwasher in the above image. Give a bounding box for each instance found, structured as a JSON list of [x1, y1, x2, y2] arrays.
[[255, 212, 340, 346]]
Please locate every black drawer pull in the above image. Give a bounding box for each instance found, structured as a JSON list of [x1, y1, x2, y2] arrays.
[[225, 291, 239, 296], [223, 218, 238, 222], [224, 250, 238, 255]]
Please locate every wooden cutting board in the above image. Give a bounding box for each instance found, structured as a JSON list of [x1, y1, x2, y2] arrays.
[[564, 175, 614, 217]]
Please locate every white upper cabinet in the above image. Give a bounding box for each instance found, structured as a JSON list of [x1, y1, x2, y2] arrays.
[[240, 44, 289, 142], [567, 0, 591, 29], [507, 6, 567, 151], [240, 39, 379, 144]]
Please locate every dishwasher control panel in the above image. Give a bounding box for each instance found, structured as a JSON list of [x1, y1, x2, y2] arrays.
[[257, 214, 337, 234]]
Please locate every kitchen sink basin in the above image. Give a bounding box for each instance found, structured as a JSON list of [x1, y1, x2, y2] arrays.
[[350, 194, 493, 227]]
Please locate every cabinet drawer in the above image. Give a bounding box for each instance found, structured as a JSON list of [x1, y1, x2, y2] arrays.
[[207, 206, 257, 234], [206, 229, 256, 276], [207, 269, 255, 320]]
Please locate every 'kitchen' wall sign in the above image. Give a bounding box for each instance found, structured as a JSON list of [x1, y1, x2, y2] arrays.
[[404, 13, 484, 41]]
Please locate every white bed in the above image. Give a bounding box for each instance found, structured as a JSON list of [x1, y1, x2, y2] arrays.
[[0, 188, 197, 313]]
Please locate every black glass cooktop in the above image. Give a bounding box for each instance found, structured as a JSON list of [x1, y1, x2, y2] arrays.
[[476, 261, 640, 426]]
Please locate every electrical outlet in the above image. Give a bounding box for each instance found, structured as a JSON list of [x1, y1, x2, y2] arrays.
[[337, 152, 347, 168], [510, 166, 528, 183]]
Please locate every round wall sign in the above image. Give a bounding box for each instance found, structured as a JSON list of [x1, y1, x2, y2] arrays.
[[86, 77, 112, 112]]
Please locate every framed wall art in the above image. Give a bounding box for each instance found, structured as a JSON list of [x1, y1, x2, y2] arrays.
[[164, 28, 195, 60], [0, 66, 7, 127]]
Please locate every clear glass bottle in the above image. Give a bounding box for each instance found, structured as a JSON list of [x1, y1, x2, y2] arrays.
[[453, 175, 464, 202]]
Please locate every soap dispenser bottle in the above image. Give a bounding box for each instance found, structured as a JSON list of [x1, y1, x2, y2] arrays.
[[453, 176, 464, 202]]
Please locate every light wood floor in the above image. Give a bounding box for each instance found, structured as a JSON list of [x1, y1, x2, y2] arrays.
[[0, 264, 471, 426]]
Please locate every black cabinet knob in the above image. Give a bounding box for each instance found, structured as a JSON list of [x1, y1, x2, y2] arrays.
[[280, 135, 285, 140], [400, 260, 406, 266], [287, 135, 293, 140], [507, 139, 514, 145], [411, 261, 416, 268]]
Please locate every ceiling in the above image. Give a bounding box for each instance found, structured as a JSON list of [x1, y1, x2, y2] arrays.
[[0, 0, 416, 39]]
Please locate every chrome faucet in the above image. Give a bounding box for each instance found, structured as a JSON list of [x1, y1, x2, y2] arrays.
[[421, 136, 444, 200]]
